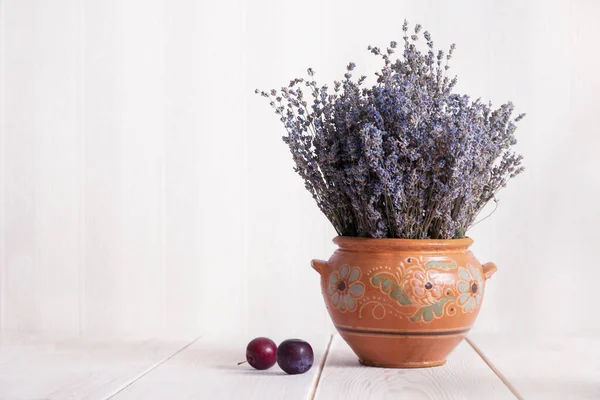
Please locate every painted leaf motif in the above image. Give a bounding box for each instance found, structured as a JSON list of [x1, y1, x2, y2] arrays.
[[431, 298, 449, 315], [371, 275, 412, 305], [410, 297, 454, 323], [424, 260, 457, 270], [371, 276, 386, 285], [421, 307, 434, 322]]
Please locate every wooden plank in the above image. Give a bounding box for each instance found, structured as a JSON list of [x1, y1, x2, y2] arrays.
[[117, 0, 167, 338], [112, 335, 332, 399], [314, 335, 515, 400], [81, 0, 124, 338], [0, 0, 6, 335], [0, 0, 86, 337], [2, 0, 44, 336], [243, 0, 335, 338], [0, 335, 197, 400], [469, 334, 600, 400], [33, 0, 84, 336], [162, 0, 202, 340]]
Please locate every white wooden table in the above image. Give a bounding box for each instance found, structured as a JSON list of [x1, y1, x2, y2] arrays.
[[0, 333, 598, 399]]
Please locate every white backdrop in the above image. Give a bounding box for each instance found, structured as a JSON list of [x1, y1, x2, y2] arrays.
[[0, 0, 598, 340]]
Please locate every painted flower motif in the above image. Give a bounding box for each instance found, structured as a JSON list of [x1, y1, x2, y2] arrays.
[[328, 265, 365, 312], [457, 265, 483, 312], [403, 268, 444, 305]]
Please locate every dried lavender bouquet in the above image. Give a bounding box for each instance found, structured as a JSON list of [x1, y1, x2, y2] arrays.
[[257, 21, 524, 239]]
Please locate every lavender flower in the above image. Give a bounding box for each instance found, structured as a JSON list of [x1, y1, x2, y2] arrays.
[[257, 20, 525, 239]]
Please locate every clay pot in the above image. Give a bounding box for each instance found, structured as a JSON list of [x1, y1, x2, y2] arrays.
[[311, 236, 496, 368]]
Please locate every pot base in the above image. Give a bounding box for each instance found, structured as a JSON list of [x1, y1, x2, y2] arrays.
[[359, 358, 447, 369], [338, 329, 466, 369]]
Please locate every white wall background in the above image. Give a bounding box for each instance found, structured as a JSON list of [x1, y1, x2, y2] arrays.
[[0, 0, 598, 340]]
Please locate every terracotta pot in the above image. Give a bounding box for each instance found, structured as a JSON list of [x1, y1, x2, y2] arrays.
[[311, 236, 496, 368]]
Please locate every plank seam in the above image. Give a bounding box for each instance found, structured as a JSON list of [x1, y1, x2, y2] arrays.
[[0, 0, 6, 337], [308, 333, 334, 400], [465, 337, 524, 400], [101, 334, 203, 400], [77, 0, 87, 339]]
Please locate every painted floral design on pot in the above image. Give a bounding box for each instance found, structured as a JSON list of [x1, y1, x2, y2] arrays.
[[327, 265, 365, 312], [311, 237, 498, 369], [457, 265, 483, 312], [369, 259, 457, 323], [404, 268, 444, 304]]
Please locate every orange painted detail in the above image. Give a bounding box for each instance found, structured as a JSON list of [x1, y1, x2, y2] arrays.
[[313, 236, 496, 368]]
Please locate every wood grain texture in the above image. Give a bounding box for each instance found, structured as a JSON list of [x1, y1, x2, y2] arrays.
[[81, 0, 123, 338], [118, 0, 167, 339], [162, 0, 202, 339], [469, 334, 600, 400], [243, 0, 334, 339], [34, 0, 84, 336], [314, 335, 515, 400], [2, 0, 44, 335], [112, 335, 331, 400], [0, 335, 196, 400], [0, 0, 6, 334]]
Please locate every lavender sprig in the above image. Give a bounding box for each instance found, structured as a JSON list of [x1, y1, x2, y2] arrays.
[[257, 20, 525, 239]]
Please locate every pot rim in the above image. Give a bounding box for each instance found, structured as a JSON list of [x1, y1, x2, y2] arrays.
[[332, 236, 473, 251]]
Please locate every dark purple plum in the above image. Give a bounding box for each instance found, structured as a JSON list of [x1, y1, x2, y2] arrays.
[[277, 339, 314, 374], [245, 337, 277, 370]]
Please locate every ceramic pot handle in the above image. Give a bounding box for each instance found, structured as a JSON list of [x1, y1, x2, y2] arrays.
[[482, 262, 497, 279], [311, 259, 329, 276]]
